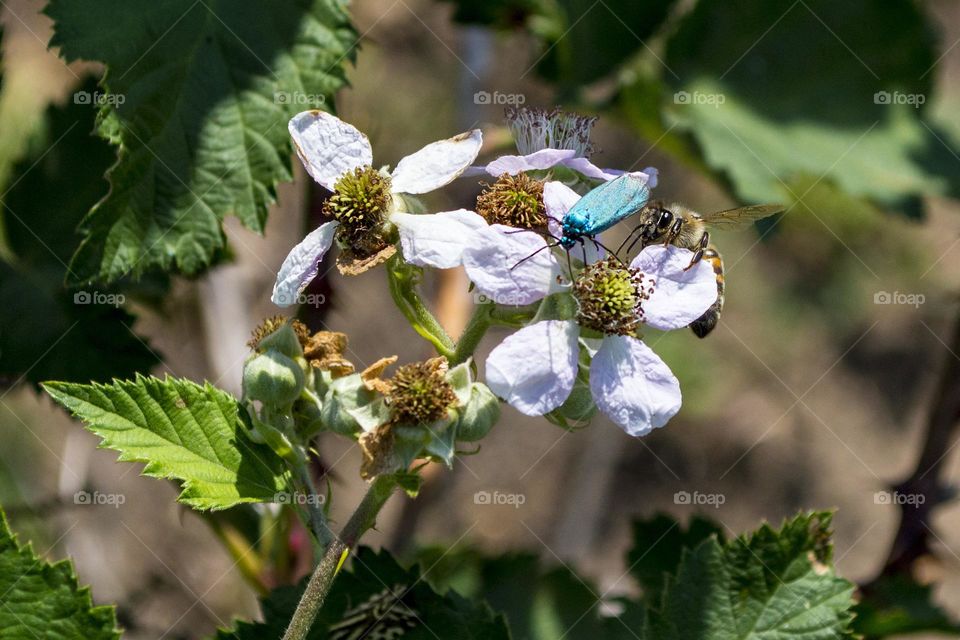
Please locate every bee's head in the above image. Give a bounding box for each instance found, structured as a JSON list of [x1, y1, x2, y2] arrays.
[[654, 205, 674, 230]]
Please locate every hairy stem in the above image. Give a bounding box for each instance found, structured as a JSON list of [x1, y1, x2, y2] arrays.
[[295, 463, 333, 550], [282, 476, 397, 640], [451, 303, 493, 365], [386, 255, 455, 358]]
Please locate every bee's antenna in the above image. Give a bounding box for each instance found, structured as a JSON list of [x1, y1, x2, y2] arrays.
[[592, 238, 626, 266], [617, 225, 643, 255]]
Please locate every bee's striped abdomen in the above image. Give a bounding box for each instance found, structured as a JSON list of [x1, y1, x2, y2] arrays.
[[689, 247, 723, 338]]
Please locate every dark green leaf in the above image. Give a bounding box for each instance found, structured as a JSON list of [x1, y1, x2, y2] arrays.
[[0, 505, 120, 639], [45, 0, 357, 284], [854, 574, 960, 637], [0, 77, 158, 385], [213, 546, 510, 639]]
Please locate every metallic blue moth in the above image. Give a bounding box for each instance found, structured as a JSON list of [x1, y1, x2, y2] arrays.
[[558, 173, 651, 248]]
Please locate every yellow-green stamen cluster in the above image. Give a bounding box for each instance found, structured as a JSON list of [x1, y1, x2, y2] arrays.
[[475, 173, 547, 229], [324, 166, 392, 256], [573, 258, 651, 335], [387, 361, 457, 425]]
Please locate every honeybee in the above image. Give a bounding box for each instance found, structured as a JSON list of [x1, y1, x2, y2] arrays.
[[621, 202, 784, 338]]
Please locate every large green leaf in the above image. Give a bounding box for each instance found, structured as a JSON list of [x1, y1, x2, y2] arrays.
[[647, 512, 856, 639], [661, 0, 952, 214], [627, 513, 724, 606], [213, 546, 510, 639], [0, 505, 120, 639], [43, 375, 292, 510], [0, 77, 159, 385], [45, 0, 356, 284]]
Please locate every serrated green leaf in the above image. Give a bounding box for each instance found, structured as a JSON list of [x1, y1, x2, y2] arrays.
[[647, 512, 856, 639], [0, 77, 159, 385], [0, 505, 120, 639], [627, 513, 724, 605], [213, 546, 510, 639], [662, 0, 952, 214], [45, 0, 356, 284], [43, 375, 292, 510]]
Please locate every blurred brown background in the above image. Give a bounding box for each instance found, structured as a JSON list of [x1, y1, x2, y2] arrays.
[[1, 0, 959, 637]]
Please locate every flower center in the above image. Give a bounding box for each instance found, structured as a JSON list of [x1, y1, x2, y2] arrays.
[[323, 166, 392, 256], [475, 173, 547, 229], [505, 106, 598, 157], [573, 258, 652, 335], [387, 360, 458, 424]]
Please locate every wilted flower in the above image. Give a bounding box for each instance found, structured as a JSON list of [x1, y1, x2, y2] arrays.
[[272, 111, 483, 306], [467, 106, 658, 185]]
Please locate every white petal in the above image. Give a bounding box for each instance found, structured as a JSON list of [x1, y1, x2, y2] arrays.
[[463, 225, 555, 306], [543, 181, 581, 220], [484, 149, 577, 176], [600, 167, 659, 188], [561, 157, 620, 181], [590, 335, 681, 436], [288, 111, 372, 191], [271, 221, 338, 307], [393, 209, 488, 269], [486, 320, 580, 416], [631, 245, 718, 331], [390, 130, 483, 195]]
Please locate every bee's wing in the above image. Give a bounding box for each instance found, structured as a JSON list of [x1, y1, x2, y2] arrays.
[[700, 204, 784, 228]]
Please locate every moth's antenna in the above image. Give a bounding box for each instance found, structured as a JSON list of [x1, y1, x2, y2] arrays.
[[511, 241, 560, 271], [592, 238, 626, 266]]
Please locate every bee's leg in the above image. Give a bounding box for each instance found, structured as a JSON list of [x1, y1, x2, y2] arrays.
[[689, 246, 724, 338], [683, 231, 710, 271], [663, 218, 683, 246]]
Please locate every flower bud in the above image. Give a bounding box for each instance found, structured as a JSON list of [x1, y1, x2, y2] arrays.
[[257, 323, 305, 359], [243, 350, 305, 407]]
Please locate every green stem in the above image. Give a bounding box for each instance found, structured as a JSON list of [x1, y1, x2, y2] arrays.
[[386, 255, 455, 358], [282, 476, 398, 640], [295, 463, 333, 550], [451, 303, 493, 365]]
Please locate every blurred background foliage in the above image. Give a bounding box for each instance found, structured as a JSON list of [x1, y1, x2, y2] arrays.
[[0, 0, 959, 637]]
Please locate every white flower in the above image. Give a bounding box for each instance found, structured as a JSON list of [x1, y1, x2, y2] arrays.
[[475, 230, 718, 436], [467, 148, 657, 185], [272, 111, 483, 306]]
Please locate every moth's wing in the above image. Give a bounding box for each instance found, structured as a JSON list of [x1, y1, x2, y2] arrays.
[[570, 174, 651, 235], [701, 204, 784, 228]]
